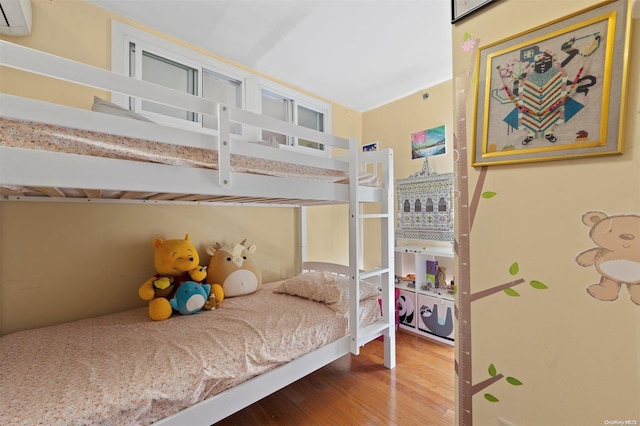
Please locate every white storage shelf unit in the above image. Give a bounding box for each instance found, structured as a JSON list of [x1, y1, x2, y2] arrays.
[[394, 161, 455, 345], [395, 244, 455, 345]]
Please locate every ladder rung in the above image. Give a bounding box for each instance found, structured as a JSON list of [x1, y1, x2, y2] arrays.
[[358, 213, 389, 219], [360, 267, 389, 280], [357, 319, 391, 345]]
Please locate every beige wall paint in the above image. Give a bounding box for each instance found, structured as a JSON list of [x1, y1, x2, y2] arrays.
[[0, 0, 360, 334], [453, 1, 640, 424], [364, 81, 455, 179], [0, 0, 110, 109], [1, 203, 297, 334]]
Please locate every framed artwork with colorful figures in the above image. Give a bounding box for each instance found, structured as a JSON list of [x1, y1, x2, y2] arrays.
[[472, 0, 631, 167]]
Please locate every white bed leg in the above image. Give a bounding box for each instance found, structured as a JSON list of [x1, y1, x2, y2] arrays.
[[384, 325, 396, 369]]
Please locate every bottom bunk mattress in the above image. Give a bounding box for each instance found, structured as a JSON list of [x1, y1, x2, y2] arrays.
[[0, 276, 382, 425]]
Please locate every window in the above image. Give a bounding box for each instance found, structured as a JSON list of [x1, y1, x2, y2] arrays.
[[127, 43, 243, 133], [297, 105, 324, 151], [202, 70, 243, 135], [260, 90, 326, 153], [112, 22, 245, 133], [111, 22, 332, 154], [135, 48, 198, 121], [258, 81, 331, 156], [261, 90, 292, 146]]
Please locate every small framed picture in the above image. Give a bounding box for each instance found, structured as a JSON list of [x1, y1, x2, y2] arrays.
[[362, 141, 378, 152], [411, 126, 446, 159]]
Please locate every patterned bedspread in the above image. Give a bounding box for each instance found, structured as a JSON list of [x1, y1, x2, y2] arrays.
[[0, 282, 381, 425], [0, 118, 380, 186]]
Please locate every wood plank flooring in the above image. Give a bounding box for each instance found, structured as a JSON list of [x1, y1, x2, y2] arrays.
[[216, 331, 455, 425]]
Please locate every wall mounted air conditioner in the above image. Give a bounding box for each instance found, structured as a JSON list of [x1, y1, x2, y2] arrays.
[[0, 0, 32, 36]]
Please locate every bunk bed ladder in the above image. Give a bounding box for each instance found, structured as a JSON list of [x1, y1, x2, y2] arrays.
[[349, 140, 396, 369]]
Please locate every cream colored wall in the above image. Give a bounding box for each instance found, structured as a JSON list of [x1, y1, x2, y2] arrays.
[[1, 203, 297, 334], [453, 1, 640, 425], [364, 81, 455, 179], [0, 0, 360, 335], [0, 0, 109, 108]]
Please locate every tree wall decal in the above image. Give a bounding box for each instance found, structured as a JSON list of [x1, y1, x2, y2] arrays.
[[455, 32, 549, 421], [478, 363, 524, 403]]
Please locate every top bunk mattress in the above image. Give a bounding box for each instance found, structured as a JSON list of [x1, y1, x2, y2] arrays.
[[0, 117, 380, 201], [0, 279, 381, 425]]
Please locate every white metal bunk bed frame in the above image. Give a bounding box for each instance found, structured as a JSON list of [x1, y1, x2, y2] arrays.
[[0, 40, 396, 424]]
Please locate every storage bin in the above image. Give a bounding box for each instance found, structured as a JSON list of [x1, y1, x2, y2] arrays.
[[417, 293, 454, 340]]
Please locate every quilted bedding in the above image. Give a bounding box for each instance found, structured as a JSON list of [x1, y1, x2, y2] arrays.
[[0, 281, 381, 425]]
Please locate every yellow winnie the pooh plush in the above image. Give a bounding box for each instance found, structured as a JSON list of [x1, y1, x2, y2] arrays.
[[138, 234, 224, 320]]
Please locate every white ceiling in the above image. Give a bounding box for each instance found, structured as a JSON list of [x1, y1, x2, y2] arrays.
[[85, 0, 453, 112]]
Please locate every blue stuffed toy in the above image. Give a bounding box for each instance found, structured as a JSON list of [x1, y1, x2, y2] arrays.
[[170, 281, 212, 315]]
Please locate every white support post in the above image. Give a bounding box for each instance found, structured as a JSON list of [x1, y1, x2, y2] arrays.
[[348, 137, 360, 356], [217, 104, 231, 187], [299, 206, 308, 274], [381, 148, 396, 369]]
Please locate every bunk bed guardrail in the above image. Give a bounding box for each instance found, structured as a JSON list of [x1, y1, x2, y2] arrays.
[[0, 40, 385, 205]]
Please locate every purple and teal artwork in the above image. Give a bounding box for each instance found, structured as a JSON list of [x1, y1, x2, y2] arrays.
[[411, 125, 445, 159]]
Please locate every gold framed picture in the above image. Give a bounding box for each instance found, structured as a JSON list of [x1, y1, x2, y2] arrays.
[[472, 0, 631, 167]]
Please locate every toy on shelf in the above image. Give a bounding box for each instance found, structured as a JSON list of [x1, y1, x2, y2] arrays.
[[437, 265, 448, 289]]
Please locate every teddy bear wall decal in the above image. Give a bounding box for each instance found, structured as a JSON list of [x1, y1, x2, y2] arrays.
[[575, 211, 640, 305]]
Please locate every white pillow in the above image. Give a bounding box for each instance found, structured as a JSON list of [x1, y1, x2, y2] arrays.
[[91, 96, 154, 122], [274, 271, 380, 313]]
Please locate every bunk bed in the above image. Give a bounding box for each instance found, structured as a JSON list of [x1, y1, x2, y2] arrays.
[[0, 40, 396, 425]]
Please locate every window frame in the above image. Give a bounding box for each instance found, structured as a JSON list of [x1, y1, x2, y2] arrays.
[[111, 21, 333, 156], [111, 21, 247, 133], [255, 78, 332, 157], [129, 42, 202, 126]]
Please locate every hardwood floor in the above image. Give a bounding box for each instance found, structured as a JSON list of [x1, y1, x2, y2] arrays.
[[216, 331, 455, 425]]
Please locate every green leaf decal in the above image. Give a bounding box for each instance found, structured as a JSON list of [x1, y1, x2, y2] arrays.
[[530, 280, 548, 290], [488, 364, 497, 377], [504, 288, 520, 297], [509, 262, 519, 275], [464, 32, 472, 41], [484, 393, 499, 402], [507, 377, 523, 386], [482, 191, 497, 199]]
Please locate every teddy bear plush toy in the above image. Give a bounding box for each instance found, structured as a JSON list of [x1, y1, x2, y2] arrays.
[[138, 234, 224, 320]]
